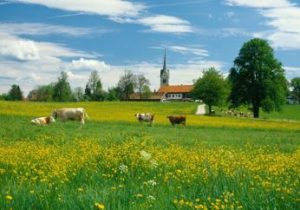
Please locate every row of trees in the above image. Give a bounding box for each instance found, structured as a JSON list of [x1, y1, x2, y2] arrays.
[[1, 38, 300, 118], [23, 70, 151, 102]]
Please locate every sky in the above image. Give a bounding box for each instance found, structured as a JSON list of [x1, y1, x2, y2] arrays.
[[0, 0, 300, 95]]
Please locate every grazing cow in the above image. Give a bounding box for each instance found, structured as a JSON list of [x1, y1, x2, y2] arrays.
[[31, 116, 55, 126], [167, 115, 186, 126], [52, 108, 88, 125], [134, 113, 154, 126]]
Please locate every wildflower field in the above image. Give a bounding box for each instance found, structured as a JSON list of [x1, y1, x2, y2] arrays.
[[0, 101, 299, 209]]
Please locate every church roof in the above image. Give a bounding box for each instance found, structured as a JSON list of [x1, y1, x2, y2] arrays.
[[158, 85, 194, 93]]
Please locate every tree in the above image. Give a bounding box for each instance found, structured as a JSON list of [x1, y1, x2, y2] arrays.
[[107, 87, 122, 101], [136, 74, 151, 99], [117, 70, 137, 100], [28, 84, 54, 101], [53, 71, 72, 102], [86, 71, 106, 101], [229, 38, 287, 118], [72, 87, 84, 102], [84, 84, 92, 100], [7, 84, 23, 101], [192, 67, 229, 115], [291, 77, 300, 103]]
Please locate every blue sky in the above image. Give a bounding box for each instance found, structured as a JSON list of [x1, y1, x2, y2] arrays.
[[0, 0, 300, 94]]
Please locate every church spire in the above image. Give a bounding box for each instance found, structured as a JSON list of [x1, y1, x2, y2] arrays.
[[160, 49, 169, 87], [163, 48, 167, 70]]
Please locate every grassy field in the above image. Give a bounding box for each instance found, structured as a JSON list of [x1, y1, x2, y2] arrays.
[[0, 101, 299, 209]]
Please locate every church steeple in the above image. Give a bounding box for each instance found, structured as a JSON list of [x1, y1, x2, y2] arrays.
[[160, 49, 169, 87], [163, 49, 167, 71]]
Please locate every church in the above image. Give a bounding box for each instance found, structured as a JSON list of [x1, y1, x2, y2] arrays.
[[129, 51, 194, 101], [157, 51, 193, 101]]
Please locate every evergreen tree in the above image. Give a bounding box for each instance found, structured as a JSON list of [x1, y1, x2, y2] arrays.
[[7, 84, 23, 101]]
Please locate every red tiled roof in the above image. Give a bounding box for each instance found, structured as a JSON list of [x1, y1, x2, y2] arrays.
[[158, 85, 194, 93]]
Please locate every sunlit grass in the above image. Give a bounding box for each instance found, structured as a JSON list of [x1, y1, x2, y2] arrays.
[[0, 101, 299, 209], [0, 101, 299, 131]]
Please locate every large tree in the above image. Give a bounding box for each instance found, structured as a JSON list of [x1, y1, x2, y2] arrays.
[[53, 71, 72, 102], [7, 84, 23, 101], [192, 67, 229, 114], [290, 77, 300, 104], [229, 38, 287, 118], [117, 70, 137, 100]]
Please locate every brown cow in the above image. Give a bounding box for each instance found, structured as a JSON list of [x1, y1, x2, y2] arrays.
[[167, 115, 186, 126]]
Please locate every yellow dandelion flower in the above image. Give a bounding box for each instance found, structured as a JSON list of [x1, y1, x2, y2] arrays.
[[5, 195, 13, 201], [95, 202, 105, 210]]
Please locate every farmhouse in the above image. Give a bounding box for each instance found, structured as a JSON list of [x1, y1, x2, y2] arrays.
[[130, 51, 194, 101]]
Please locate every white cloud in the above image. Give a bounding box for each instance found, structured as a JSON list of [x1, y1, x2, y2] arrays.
[[0, 22, 108, 37], [0, 33, 93, 61], [225, 0, 293, 8], [254, 31, 300, 50], [12, 1, 195, 35], [262, 6, 300, 34], [138, 15, 193, 33], [169, 45, 209, 57], [15, 0, 146, 18], [226, 0, 300, 50], [284, 66, 300, 79], [226, 11, 235, 18], [0, 34, 40, 61], [152, 45, 209, 57], [63, 58, 110, 72]]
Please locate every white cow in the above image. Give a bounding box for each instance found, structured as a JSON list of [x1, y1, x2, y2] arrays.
[[52, 108, 88, 125], [31, 116, 55, 125], [134, 113, 154, 126]]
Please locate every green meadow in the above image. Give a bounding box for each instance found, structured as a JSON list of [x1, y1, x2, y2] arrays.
[[0, 101, 299, 209]]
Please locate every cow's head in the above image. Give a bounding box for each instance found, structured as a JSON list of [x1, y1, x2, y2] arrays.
[[52, 110, 58, 119], [49, 116, 56, 123]]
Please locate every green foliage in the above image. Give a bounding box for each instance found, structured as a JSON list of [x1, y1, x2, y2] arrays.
[[53, 72, 72, 102], [7, 84, 23, 101], [72, 87, 84, 102], [107, 87, 122, 101], [290, 77, 300, 103], [229, 38, 287, 118], [0, 94, 7, 101], [136, 74, 151, 99], [86, 71, 106, 101], [84, 84, 92, 101], [117, 70, 137, 100], [28, 84, 54, 101], [192, 67, 229, 114]]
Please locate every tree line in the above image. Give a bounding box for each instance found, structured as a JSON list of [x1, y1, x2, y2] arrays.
[[1, 38, 300, 118], [0, 70, 151, 102]]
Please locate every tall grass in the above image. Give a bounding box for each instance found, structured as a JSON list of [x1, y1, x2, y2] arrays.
[[0, 101, 299, 209]]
